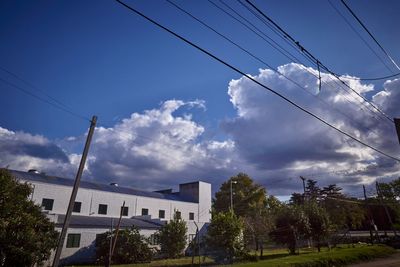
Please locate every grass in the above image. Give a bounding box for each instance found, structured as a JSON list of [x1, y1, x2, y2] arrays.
[[69, 244, 396, 267], [237, 244, 396, 267]]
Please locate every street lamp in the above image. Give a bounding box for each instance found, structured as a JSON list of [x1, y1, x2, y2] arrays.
[[230, 179, 237, 212]]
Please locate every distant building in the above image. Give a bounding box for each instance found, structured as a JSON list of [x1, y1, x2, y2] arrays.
[[11, 170, 211, 265]]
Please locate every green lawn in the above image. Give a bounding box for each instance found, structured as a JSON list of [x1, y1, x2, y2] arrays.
[[237, 245, 396, 267], [70, 244, 396, 267]]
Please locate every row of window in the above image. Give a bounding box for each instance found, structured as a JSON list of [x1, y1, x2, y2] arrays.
[[41, 198, 195, 220]]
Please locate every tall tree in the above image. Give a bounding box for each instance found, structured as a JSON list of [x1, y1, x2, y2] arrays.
[[205, 211, 244, 264], [270, 205, 310, 255], [214, 173, 266, 217], [0, 169, 58, 267], [304, 202, 331, 252], [158, 213, 187, 258]]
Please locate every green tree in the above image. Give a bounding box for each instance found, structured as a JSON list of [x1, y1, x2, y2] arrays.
[[304, 202, 331, 252], [0, 169, 58, 267], [95, 226, 152, 265], [159, 213, 187, 258], [205, 211, 245, 264], [214, 173, 266, 217], [270, 205, 310, 255]]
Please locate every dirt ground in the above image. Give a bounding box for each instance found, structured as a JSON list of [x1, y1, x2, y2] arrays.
[[348, 252, 400, 267]]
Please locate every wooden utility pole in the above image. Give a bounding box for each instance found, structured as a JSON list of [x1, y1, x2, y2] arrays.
[[52, 116, 97, 267], [394, 118, 400, 144], [110, 201, 126, 264], [363, 185, 380, 243], [376, 181, 397, 236], [300, 176, 306, 202]]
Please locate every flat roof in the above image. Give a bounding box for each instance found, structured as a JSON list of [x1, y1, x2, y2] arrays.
[[56, 214, 164, 229], [11, 170, 197, 203]]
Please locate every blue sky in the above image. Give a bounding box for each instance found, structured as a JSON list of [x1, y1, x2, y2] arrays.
[[1, 0, 400, 197]]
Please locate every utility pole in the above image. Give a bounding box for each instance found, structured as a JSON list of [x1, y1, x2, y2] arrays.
[[110, 201, 126, 264], [300, 176, 306, 202], [363, 185, 379, 243], [394, 118, 400, 144], [376, 181, 397, 236], [52, 116, 97, 267], [230, 179, 237, 212]]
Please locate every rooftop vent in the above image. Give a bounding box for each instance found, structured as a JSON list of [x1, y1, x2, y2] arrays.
[[28, 169, 40, 174], [110, 183, 119, 187]]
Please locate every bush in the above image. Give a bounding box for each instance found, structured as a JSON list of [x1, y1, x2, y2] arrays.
[[205, 211, 245, 264], [159, 213, 187, 258], [95, 226, 152, 265]]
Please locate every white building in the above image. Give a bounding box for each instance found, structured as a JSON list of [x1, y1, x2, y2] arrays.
[[11, 169, 211, 265]]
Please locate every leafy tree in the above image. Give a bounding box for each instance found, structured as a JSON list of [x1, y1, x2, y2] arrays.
[[304, 202, 331, 252], [159, 213, 187, 258], [95, 226, 152, 265], [306, 179, 321, 201], [270, 205, 310, 255], [214, 173, 266, 217], [205, 211, 245, 263], [0, 169, 58, 267], [243, 206, 274, 257], [320, 184, 365, 230]]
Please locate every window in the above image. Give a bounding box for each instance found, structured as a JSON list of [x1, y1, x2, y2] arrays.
[[41, 198, 54, 211], [73, 201, 81, 213], [141, 208, 149, 216], [189, 212, 195, 220], [121, 206, 129, 216], [175, 211, 181, 220], [66, 234, 81, 248], [98, 204, 108, 215], [159, 210, 165, 219]]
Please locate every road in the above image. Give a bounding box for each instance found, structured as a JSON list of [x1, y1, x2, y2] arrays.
[[348, 252, 400, 267]]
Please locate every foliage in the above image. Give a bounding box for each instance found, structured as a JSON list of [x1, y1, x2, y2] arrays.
[[0, 168, 58, 267], [205, 211, 245, 263], [213, 173, 266, 217], [95, 226, 152, 265], [269, 205, 310, 254], [303, 202, 330, 252], [158, 213, 187, 259]]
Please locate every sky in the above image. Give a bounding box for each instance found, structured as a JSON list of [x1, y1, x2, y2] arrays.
[[1, 0, 400, 198]]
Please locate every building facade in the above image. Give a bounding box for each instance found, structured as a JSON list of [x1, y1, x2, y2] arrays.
[[11, 170, 211, 265]]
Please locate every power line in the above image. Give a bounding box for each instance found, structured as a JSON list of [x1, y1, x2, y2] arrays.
[[0, 66, 73, 111], [114, 0, 400, 163], [327, 0, 394, 74], [0, 77, 90, 122], [166, 0, 382, 137], [244, 0, 394, 124], [232, 0, 391, 126], [344, 72, 400, 81], [340, 0, 400, 71], [209, 0, 383, 126]]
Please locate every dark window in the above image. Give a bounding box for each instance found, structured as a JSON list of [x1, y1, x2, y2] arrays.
[[141, 208, 149, 216], [41, 198, 54, 211], [73, 202, 81, 213], [175, 211, 181, 220], [98, 204, 108, 215], [121, 206, 129, 216], [189, 212, 195, 220], [159, 210, 165, 219], [66, 234, 81, 248]]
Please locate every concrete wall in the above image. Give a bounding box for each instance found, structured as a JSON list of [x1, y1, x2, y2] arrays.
[[26, 180, 210, 223]]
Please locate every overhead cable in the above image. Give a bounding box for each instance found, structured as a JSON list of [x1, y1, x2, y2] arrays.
[[340, 0, 400, 71], [244, 0, 394, 124], [114, 0, 400, 163]]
